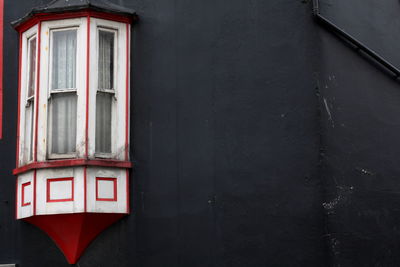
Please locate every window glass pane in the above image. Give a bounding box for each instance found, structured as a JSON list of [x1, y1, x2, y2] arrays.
[[96, 92, 112, 153], [24, 101, 34, 162], [51, 29, 77, 90], [50, 93, 77, 154], [25, 36, 37, 162], [98, 30, 114, 90], [28, 37, 36, 98]]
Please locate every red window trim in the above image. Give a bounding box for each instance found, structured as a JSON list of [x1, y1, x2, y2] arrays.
[[13, 159, 133, 175], [21, 181, 31, 206], [16, 32, 22, 166], [46, 177, 74, 203], [96, 177, 117, 201], [125, 23, 130, 161]]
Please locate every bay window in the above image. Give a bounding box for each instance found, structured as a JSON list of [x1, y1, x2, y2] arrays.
[[13, 0, 136, 263], [16, 16, 130, 166]]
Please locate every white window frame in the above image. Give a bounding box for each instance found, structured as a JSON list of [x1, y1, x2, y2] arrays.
[[89, 18, 128, 160], [25, 34, 37, 163], [95, 26, 118, 158], [18, 25, 38, 166], [18, 17, 129, 165], [47, 27, 79, 159], [38, 18, 87, 161]]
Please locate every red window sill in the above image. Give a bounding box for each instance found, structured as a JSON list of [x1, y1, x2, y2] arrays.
[[13, 158, 133, 175]]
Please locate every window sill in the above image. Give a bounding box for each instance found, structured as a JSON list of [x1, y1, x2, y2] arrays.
[[47, 153, 77, 160], [13, 158, 133, 175], [94, 153, 114, 159]]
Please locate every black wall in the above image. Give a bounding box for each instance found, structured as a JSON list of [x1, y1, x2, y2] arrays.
[[2, 0, 399, 266], [318, 0, 400, 266]]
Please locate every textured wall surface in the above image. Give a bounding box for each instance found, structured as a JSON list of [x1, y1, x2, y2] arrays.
[[3, 0, 400, 266], [318, 0, 400, 266]]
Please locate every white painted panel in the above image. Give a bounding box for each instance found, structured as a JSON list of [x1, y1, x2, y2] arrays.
[[36, 167, 84, 215], [17, 171, 34, 219], [87, 167, 128, 213], [97, 179, 115, 199], [48, 179, 73, 201]]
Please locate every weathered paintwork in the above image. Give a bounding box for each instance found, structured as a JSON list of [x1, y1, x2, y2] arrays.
[[1, 0, 400, 266]]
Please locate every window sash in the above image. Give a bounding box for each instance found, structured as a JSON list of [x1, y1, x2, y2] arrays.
[[24, 99, 34, 162], [50, 29, 77, 91], [95, 91, 113, 154], [27, 36, 37, 99], [98, 29, 115, 91], [24, 35, 37, 163], [95, 28, 117, 156], [48, 28, 78, 158], [48, 92, 77, 157]]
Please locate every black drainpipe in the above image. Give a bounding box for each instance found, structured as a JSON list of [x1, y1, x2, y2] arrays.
[[312, 0, 400, 78]]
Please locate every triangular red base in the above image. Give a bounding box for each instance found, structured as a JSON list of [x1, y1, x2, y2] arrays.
[[24, 213, 126, 264]]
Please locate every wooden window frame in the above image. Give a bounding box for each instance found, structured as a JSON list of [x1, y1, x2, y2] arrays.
[[16, 16, 130, 169], [18, 25, 38, 166]]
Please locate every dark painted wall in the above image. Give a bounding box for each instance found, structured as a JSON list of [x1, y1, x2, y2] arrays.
[[318, 1, 400, 266], [131, 1, 324, 266], [4, 0, 399, 266]]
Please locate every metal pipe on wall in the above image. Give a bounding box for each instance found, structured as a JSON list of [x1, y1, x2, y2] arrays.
[[312, 0, 400, 78]]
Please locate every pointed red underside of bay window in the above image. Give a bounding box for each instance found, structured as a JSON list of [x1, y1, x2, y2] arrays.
[[24, 213, 126, 264]]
